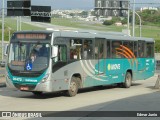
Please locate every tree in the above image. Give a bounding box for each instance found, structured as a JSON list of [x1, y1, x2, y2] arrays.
[[121, 18, 127, 24]]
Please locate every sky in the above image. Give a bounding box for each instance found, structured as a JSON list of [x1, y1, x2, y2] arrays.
[[31, 0, 94, 9], [1, 0, 160, 10], [31, 0, 160, 9]]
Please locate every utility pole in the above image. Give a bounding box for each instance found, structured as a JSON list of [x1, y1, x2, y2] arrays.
[[17, 16, 19, 31], [127, 1, 130, 35], [20, 16, 22, 31], [132, 0, 135, 37], [135, 12, 142, 37], [1, 0, 4, 60]]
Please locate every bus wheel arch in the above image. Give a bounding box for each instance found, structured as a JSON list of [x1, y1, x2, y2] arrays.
[[66, 76, 78, 97], [123, 70, 132, 88], [71, 73, 82, 88]]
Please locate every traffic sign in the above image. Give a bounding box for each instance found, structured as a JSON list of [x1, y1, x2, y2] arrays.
[[31, 6, 51, 23], [94, 0, 129, 17], [7, 0, 31, 16]]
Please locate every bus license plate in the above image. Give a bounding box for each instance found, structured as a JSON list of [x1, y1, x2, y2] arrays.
[[20, 86, 29, 91]]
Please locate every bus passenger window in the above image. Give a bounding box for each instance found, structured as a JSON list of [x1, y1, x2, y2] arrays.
[[70, 39, 82, 60], [138, 41, 145, 58], [58, 46, 67, 62], [95, 39, 104, 59], [123, 41, 134, 58], [134, 42, 138, 57], [83, 40, 93, 59], [146, 43, 154, 58], [112, 41, 122, 58], [107, 41, 111, 58]]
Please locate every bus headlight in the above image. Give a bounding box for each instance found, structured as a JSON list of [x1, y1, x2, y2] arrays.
[[41, 74, 49, 83]]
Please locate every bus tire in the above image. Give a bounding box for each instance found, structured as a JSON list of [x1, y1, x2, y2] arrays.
[[66, 77, 78, 97], [123, 72, 132, 88], [32, 91, 43, 96]]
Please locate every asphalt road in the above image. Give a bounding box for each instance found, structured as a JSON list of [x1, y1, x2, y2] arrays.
[[0, 75, 159, 111], [0, 69, 5, 75], [21, 17, 76, 30], [0, 75, 160, 120]]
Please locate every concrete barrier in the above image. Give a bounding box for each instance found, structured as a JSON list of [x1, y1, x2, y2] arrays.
[[154, 75, 160, 89]]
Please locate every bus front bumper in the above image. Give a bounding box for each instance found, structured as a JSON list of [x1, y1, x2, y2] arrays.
[[6, 77, 52, 92]]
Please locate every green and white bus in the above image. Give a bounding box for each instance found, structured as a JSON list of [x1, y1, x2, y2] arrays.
[[6, 30, 155, 96]]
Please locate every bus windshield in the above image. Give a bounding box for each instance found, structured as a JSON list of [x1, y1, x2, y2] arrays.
[[8, 42, 50, 72]]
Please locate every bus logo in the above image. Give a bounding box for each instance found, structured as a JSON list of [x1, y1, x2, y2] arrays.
[[116, 45, 138, 68], [108, 64, 120, 71]]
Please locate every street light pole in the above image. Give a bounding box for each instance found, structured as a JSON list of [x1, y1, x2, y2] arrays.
[[132, 0, 135, 37], [20, 16, 22, 31], [135, 12, 142, 37], [17, 16, 19, 31], [1, 0, 4, 60], [8, 27, 11, 41], [127, 1, 130, 35]]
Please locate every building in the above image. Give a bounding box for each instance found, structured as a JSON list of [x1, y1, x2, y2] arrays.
[[95, 0, 129, 17], [140, 7, 158, 12]]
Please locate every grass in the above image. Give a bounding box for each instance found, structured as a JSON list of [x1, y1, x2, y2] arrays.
[[51, 18, 160, 41], [0, 17, 44, 41]]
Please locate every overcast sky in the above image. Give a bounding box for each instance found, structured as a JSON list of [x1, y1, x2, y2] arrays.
[[1, 0, 160, 10]]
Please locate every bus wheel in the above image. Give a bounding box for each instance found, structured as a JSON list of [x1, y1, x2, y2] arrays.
[[32, 91, 43, 96], [123, 72, 132, 88], [67, 77, 78, 97]]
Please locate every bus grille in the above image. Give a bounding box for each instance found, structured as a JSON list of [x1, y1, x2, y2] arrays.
[[9, 68, 44, 78]]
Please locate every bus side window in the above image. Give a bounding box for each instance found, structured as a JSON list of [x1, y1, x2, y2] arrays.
[[107, 41, 111, 58], [112, 41, 122, 58], [134, 42, 138, 57], [95, 39, 104, 59], [83, 40, 93, 59], [58, 46, 67, 62], [146, 42, 154, 58], [123, 41, 134, 58], [138, 41, 145, 58], [70, 39, 82, 60]]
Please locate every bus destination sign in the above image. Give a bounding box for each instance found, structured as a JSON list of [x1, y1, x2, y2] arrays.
[[16, 33, 47, 40]]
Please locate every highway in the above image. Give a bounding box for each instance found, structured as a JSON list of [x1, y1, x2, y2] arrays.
[[21, 17, 76, 30], [0, 70, 5, 75]]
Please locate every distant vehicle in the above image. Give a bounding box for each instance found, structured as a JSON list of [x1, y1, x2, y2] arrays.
[[6, 30, 155, 97], [0, 61, 5, 67]]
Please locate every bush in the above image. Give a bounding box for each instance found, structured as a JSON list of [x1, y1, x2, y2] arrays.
[[103, 20, 113, 25], [121, 18, 127, 24], [155, 40, 160, 53], [103, 17, 121, 26]]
